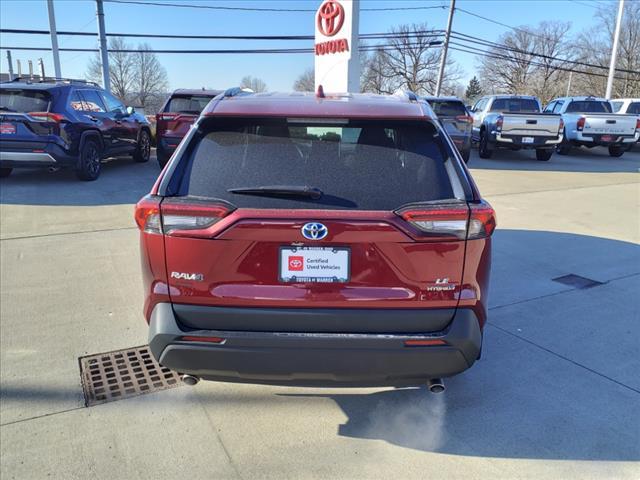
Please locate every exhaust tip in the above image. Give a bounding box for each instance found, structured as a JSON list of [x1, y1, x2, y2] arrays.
[[180, 374, 200, 386], [427, 378, 445, 393]]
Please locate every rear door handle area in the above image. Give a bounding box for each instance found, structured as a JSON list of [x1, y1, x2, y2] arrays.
[[606, 119, 616, 124], [88, 115, 99, 122], [526, 119, 537, 125]]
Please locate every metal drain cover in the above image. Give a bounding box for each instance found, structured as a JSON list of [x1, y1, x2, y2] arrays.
[[552, 274, 603, 289], [79, 345, 182, 407]]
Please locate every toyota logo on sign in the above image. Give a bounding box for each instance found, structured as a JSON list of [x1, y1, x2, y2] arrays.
[[317, 0, 345, 37]]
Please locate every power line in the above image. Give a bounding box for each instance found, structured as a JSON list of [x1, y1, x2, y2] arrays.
[[0, 27, 443, 42], [103, 0, 448, 13], [455, 7, 561, 42], [451, 31, 640, 75]]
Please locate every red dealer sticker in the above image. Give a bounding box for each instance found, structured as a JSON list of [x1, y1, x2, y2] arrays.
[[288, 256, 304, 271]]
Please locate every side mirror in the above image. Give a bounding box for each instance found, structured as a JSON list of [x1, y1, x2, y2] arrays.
[[126, 106, 135, 116]]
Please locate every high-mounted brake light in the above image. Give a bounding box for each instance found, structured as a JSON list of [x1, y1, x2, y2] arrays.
[[398, 202, 496, 240], [28, 112, 66, 123], [161, 200, 231, 237], [577, 117, 586, 131], [496, 115, 504, 132]]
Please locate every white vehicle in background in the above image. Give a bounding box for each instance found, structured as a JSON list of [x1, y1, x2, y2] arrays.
[[611, 98, 640, 151], [546, 96, 640, 157]]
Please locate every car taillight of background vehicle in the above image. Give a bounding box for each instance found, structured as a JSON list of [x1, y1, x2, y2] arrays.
[[636, 118, 640, 132], [558, 118, 565, 134], [135, 196, 232, 237], [496, 115, 503, 132], [397, 203, 496, 240], [577, 117, 586, 131], [455, 115, 473, 124], [28, 112, 66, 123]]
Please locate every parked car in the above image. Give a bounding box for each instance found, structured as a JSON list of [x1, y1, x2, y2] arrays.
[[611, 98, 640, 151], [470, 95, 563, 161], [135, 88, 496, 390], [422, 96, 472, 163], [0, 78, 151, 180], [545, 96, 640, 157], [155, 89, 222, 167]]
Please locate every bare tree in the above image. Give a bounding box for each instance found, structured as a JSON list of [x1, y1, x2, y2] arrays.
[[87, 37, 135, 102], [132, 43, 169, 111], [293, 68, 315, 91], [240, 75, 267, 92], [574, 1, 640, 97], [361, 23, 461, 95]]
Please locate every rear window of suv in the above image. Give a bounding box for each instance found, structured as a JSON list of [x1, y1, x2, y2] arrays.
[[166, 95, 216, 114], [489, 98, 539, 113], [427, 100, 467, 117], [170, 118, 462, 210], [0, 89, 50, 113], [565, 101, 612, 113]]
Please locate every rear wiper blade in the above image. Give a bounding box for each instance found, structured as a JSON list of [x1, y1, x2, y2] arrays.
[[228, 185, 323, 200]]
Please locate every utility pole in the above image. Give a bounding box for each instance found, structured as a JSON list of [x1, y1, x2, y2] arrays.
[[96, 0, 111, 91], [17, 59, 22, 77], [435, 0, 455, 96], [566, 71, 572, 97], [38, 58, 46, 80], [605, 0, 624, 99], [6, 51, 14, 80], [46, 0, 62, 78]]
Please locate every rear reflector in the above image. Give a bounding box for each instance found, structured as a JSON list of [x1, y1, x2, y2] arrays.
[[180, 336, 225, 344], [404, 339, 447, 347], [397, 202, 496, 240]]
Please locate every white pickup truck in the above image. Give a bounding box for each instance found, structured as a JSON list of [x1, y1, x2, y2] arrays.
[[545, 96, 640, 157], [470, 95, 563, 161]]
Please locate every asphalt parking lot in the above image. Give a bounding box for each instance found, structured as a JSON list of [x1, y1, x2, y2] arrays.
[[1, 146, 639, 479]]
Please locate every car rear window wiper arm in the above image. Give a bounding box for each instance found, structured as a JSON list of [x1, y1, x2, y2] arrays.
[[228, 185, 323, 200]]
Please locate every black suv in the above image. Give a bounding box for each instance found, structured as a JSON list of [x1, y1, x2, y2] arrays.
[[0, 78, 152, 180]]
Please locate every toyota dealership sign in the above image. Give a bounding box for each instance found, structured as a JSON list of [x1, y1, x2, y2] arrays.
[[314, 0, 360, 93]]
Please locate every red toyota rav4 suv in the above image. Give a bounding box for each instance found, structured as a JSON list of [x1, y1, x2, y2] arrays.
[[135, 89, 495, 390]]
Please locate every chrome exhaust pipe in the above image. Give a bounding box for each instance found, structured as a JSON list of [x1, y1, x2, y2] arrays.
[[180, 374, 200, 386], [427, 378, 445, 393]]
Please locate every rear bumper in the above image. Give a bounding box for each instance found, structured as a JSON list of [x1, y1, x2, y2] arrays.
[[0, 142, 77, 168], [495, 132, 562, 148], [572, 131, 639, 145], [148, 303, 483, 387]]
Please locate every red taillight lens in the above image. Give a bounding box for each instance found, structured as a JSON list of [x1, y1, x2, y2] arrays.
[[28, 112, 66, 123], [160, 199, 231, 237], [496, 115, 504, 131], [577, 117, 586, 131], [398, 202, 496, 240], [157, 113, 178, 121], [558, 118, 565, 133], [635, 118, 640, 131], [134, 195, 162, 234], [455, 115, 473, 124], [468, 202, 496, 239]]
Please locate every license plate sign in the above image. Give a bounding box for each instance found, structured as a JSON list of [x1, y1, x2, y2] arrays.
[[280, 246, 350, 283], [0, 123, 16, 134], [522, 136, 534, 144]]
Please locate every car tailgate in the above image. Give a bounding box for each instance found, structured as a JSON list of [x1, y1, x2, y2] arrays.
[[501, 113, 561, 137], [582, 114, 637, 136]]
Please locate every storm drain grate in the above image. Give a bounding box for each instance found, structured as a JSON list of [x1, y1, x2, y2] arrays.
[[552, 274, 604, 290], [79, 345, 182, 407]]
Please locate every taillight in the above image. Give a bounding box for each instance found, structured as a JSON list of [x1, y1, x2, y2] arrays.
[[135, 196, 232, 237], [157, 113, 178, 121], [455, 115, 473, 124], [496, 115, 503, 132], [134, 195, 162, 234], [28, 112, 66, 123], [397, 202, 496, 240], [160, 199, 231, 237], [558, 118, 565, 134], [635, 118, 640, 131], [577, 117, 586, 131]]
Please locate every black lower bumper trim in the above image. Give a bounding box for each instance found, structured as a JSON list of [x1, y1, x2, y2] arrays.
[[148, 303, 483, 387]]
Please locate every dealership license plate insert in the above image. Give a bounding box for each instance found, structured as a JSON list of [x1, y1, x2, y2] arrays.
[[522, 136, 534, 144], [280, 246, 350, 283]]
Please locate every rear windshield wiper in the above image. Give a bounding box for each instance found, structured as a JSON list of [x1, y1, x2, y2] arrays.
[[228, 185, 323, 200]]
